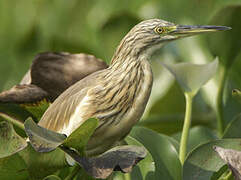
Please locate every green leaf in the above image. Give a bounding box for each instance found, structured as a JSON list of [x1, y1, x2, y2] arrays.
[[161, 59, 218, 96], [24, 117, 66, 153], [19, 145, 67, 180], [0, 112, 25, 133], [20, 99, 50, 121], [63, 118, 98, 154], [55, 167, 71, 179], [208, 5, 241, 68], [0, 121, 27, 158], [43, 175, 62, 180], [223, 114, 241, 138], [183, 139, 241, 180], [125, 136, 155, 179], [130, 127, 182, 180], [173, 126, 218, 153], [232, 89, 241, 104], [0, 84, 49, 121], [211, 165, 230, 180], [0, 153, 29, 180], [0, 103, 32, 122], [25, 117, 98, 157]]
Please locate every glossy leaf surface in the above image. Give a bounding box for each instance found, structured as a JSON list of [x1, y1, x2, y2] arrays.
[[0, 121, 27, 158], [161, 59, 218, 95], [0, 154, 28, 180], [24, 117, 66, 152], [130, 127, 182, 180], [223, 114, 241, 138], [183, 139, 241, 180]]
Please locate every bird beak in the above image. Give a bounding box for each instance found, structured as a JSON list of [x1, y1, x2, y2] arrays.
[[170, 24, 231, 37]]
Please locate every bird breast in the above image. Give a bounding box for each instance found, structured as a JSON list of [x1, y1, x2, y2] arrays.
[[85, 59, 153, 154]]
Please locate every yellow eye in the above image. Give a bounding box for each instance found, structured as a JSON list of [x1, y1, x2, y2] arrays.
[[155, 27, 164, 34]]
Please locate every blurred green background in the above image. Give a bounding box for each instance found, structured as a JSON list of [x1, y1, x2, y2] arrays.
[[0, 0, 240, 136]]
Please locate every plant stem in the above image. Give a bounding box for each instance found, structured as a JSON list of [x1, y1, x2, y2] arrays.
[[65, 165, 81, 180], [223, 170, 232, 180], [0, 112, 25, 130], [216, 65, 228, 136], [124, 173, 131, 180], [179, 93, 193, 164]]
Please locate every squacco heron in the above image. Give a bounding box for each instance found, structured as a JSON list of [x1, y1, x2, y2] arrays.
[[38, 19, 230, 156]]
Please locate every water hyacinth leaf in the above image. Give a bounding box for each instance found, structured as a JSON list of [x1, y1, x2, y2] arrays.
[[0, 121, 27, 158], [0, 153, 29, 180], [61, 145, 147, 179], [0, 112, 25, 131], [24, 117, 66, 152], [125, 136, 155, 179], [223, 114, 241, 138], [173, 126, 218, 154], [232, 89, 241, 104], [0, 102, 32, 122], [183, 160, 214, 180], [130, 126, 182, 180], [183, 139, 241, 180], [161, 59, 218, 95], [55, 167, 71, 180], [19, 145, 67, 180], [43, 175, 62, 180], [213, 146, 241, 180], [211, 165, 230, 180], [166, 135, 180, 152], [0, 84, 49, 121], [25, 117, 98, 154], [63, 118, 98, 154], [20, 99, 50, 121]]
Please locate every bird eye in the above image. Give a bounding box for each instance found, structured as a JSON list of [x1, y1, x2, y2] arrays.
[[155, 27, 164, 34]]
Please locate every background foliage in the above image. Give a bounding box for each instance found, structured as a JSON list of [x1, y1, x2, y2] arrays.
[[0, 0, 240, 179]]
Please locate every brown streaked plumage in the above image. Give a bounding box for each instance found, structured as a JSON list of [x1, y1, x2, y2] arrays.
[[38, 19, 230, 156]]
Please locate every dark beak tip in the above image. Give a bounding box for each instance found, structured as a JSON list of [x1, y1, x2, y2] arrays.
[[226, 26, 232, 30], [202, 25, 232, 31], [217, 26, 232, 31]]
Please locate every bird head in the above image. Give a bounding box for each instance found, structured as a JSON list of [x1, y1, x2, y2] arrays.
[[111, 19, 231, 63]]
